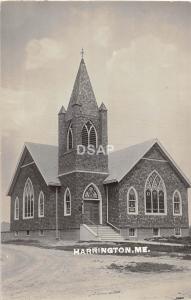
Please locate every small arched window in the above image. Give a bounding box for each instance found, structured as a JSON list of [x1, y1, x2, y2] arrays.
[[173, 190, 182, 215], [23, 178, 34, 219], [83, 184, 99, 200], [14, 197, 19, 220], [82, 121, 97, 148], [67, 123, 73, 150], [145, 170, 166, 214], [64, 188, 71, 216], [38, 191, 44, 217], [127, 187, 138, 214]]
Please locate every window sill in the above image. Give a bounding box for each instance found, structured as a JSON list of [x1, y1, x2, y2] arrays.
[[145, 213, 167, 216], [23, 216, 34, 220]]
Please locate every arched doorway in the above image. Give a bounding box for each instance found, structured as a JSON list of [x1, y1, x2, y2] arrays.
[[82, 183, 102, 225]]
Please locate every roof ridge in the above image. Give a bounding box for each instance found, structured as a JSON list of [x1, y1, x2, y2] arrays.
[[25, 142, 58, 147], [109, 138, 157, 156]]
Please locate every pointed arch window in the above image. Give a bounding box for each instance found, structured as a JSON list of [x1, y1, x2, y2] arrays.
[[14, 197, 19, 220], [127, 187, 138, 214], [38, 191, 44, 217], [67, 123, 73, 150], [145, 170, 166, 214], [82, 121, 97, 148], [83, 184, 99, 200], [23, 178, 34, 219], [64, 188, 71, 216], [173, 190, 182, 215]]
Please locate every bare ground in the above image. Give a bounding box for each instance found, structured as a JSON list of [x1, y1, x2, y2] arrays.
[[1, 244, 191, 300]]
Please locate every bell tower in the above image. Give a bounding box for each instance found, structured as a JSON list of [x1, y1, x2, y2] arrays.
[[58, 54, 108, 176]]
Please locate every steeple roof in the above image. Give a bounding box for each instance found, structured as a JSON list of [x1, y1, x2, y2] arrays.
[[58, 105, 66, 115], [99, 102, 107, 111], [66, 58, 98, 119]]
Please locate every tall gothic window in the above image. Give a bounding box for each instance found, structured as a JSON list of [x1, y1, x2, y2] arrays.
[[23, 178, 34, 219], [14, 197, 19, 220], [145, 170, 166, 214], [38, 191, 44, 217], [82, 121, 97, 148], [67, 123, 73, 150], [127, 187, 138, 214], [64, 188, 71, 216], [173, 190, 182, 215]]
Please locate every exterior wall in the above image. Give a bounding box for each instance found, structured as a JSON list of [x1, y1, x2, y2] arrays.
[[10, 151, 56, 232], [107, 183, 119, 228], [59, 114, 108, 175], [120, 227, 189, 240], [1, 229, 80, 242], [117, 145, 189, 231], [22, 151, 34, 165], [1, 230, 57, 241], [58, 172, 108, 230]]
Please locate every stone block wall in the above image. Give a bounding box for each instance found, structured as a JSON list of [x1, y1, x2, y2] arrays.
[[58, 172, 108, 230], [107, 145, 189, 232], [10, 151, 57, 232]]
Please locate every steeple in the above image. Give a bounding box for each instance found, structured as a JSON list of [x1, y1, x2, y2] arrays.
[[58, 105, 66, 115], [66, 58, 99, 120], [58, 53, 108, 175]]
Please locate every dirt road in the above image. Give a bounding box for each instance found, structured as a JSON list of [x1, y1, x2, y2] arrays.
[[1, 244, 191, 300]]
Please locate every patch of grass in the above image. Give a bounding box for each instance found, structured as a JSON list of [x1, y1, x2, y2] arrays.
[[2, 239, 40, 245], [108, 262, 182, 273], [146, 236, 191, 245], [2, 239, 191, 254], [181, 254, 191, 260]]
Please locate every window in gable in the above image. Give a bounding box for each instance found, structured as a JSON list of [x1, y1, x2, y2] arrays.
[[38, 191, 45, 217], [127, 187, 138, 214], [23, 178, 34, 219], [14, 197, 19, 220], [145, 171, 166, 214], [173, 190, 182, 215]]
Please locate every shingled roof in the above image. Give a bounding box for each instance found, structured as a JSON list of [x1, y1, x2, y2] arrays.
[[7, 142, 60, 196], [25, 142, 60, 186], [104, 139, 191, 186], [7, 139, 191, 195], [66, 58, 99, 120]]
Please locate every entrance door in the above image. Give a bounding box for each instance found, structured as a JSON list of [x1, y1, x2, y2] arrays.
[[83, 200, 100, 225]]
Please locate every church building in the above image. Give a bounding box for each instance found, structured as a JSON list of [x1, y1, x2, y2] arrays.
[[7, 56, 190, 241]]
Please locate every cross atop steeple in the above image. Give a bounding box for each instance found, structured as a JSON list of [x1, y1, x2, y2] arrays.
[[80, 48, 84, 59]]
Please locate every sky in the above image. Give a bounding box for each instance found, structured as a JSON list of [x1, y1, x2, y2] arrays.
[[1, 1, 191, 222]]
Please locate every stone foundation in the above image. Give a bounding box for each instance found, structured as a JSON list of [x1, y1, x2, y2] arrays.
[[120, 227, 189, 240], [1, 229, 80, 242]]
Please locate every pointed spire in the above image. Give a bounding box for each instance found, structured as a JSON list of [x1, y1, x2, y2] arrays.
[[99, 102, 107, 111], [66, 57, 99, 119], [58, 105, 66, 115]]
